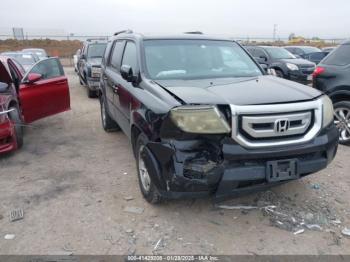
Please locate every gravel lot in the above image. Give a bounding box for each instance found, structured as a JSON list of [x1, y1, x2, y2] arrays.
[[0, 67, 349, 255]]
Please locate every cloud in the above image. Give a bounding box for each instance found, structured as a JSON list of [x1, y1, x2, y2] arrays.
[[0, 0, 349, 38]]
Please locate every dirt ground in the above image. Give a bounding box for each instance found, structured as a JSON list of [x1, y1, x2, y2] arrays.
[[0, 67, 349, 255]]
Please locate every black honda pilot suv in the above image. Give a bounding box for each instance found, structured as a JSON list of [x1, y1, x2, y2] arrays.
[[99, 32, 338, 203]]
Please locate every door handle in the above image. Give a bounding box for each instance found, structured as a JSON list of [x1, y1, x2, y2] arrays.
[[54, 80, 67, 85]]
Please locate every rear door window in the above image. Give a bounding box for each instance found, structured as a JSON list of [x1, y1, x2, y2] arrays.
[[322, 44, 350, 66]]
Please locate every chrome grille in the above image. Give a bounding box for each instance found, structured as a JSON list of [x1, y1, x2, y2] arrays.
[[241, 111, 312, 138], [230, 100, 323, 148]]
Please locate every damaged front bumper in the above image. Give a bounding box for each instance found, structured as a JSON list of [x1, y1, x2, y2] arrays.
[[141, 124, 338, 202]]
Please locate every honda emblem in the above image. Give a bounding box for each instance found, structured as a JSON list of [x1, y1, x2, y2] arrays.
[[275, 119, 290, 133]]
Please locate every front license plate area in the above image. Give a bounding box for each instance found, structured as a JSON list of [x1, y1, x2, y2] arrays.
[[266, 159, 299, 182]]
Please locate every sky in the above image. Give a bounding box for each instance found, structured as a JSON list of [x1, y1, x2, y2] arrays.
[[1, 0, 350, 39]]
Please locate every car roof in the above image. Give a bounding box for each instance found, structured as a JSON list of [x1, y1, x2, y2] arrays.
[[111, 32, 237, 42], [252, 46, 282, 49], [2, 51, 35, 56], [22, 48, 45, 51], [285, 46, 319, 49]]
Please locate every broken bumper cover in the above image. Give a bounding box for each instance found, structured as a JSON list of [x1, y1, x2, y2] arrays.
[[142, 124, 338, 201], [0, 120, 17, 154]]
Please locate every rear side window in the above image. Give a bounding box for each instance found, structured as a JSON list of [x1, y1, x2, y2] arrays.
[[309, 52, 326, 60], [121, 42, 138, 72], [110, 41, 125, 70], [254, 48, 267, 58], [322, 44, 350, 66], [246, 47, 256, 57]]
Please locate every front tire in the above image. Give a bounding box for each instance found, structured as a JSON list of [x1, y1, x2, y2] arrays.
[[334, 101, 350, 145], [275, 69, 285, 78], [87, 87, 97, 98], [135, 133, 162, 204], [100, 95, 120, 132], [8, 107, 23, 149]]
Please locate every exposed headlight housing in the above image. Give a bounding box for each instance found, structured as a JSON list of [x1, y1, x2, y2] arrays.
[[321, 95, 334, 128], [170, 105, 231, 134], [91, 67, 101, 78], [286, 63, 299, 71]]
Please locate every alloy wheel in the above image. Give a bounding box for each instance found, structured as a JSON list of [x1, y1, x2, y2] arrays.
[[138, 145, 151, 192], [334, 107, 350, 142]]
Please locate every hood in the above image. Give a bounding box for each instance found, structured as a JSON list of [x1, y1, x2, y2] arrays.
[[155, 76, 322, 106], [87, 57, 102, 66], [280, 58, 315, 66]]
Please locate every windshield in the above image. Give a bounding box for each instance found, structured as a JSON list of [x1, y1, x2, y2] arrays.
[[23, 49, 47, 58], [265, 47, 296, 59], [143, 40, 263, 80], [87, 43, 107, 58], [3, 53, 36, 65]]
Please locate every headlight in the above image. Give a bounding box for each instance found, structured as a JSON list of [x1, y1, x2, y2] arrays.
[[91, 67, 101, 78], [286, 63, 299, 71], [170, 105, 231, 134], [321, 95, 334, 128]]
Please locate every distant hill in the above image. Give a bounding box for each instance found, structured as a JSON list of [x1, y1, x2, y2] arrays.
[[0, 39, 82, 57]]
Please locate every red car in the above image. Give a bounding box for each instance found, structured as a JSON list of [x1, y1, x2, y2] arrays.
[[0, 56, 70, 154]]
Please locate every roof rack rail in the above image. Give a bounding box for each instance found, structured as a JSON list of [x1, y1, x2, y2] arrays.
[[184, 31, 203, 35], [86, 37, 107, 42], [114, 29, 133, 36]]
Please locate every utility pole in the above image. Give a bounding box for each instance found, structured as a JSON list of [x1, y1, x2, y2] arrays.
[[273, 24, 278, 42]]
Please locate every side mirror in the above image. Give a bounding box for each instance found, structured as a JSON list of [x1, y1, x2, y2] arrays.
[[121, 65, 137, 83], [259, 55, 268, 62], [0, 82, 9, 93], [27, 73, 42, 84], [256, 57, 267, 64]]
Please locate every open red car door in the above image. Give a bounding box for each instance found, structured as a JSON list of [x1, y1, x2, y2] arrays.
[[19, 58, 70, 123]]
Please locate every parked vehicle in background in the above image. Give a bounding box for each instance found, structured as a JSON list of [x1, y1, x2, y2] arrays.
[[0, 56, 70, 154], [77, 39, 107, 98], [284, 46, 326, 65], [1, 52, 40, 72], [73, 49, 81, 73], [245, 46, 315, 84], [22, 48, 49, 60], [322, 46, 337, 54], [284, 46, 321, 57], [99, 32, 338, 204], [313, 41, 350, 144]]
